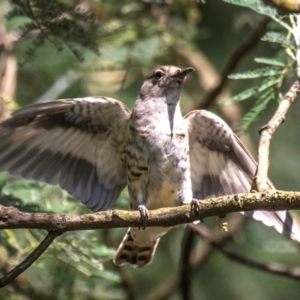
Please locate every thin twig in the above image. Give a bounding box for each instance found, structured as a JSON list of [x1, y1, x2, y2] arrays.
[[0, 23, 17, 120], [201, 17, 270, 109], [179, 229, 195, 300], [144, 274, 180, 300], [0, 265, 55, 300], [144, 239, 213, 300], [25, 0, 55, 48], [144, 215, 245, 300], [256, 81, 300, 190], [117, 44, 133, 94], [102, 229, 137, 300], [189, 223, 300, 281], [0, 230, 61, 288]]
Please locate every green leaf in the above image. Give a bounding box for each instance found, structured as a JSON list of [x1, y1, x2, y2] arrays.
[[91, 269, 121, 282], [241, 88, 276, 133], [222, 0, 277, 17], [221, 77, 279, 106], [254, 57, 286, 67], [257, 76, 279, 90], [90, 245, 115, 258], [261, 32, 296, 50], [7, 0, 100, 64], [222, 87, 258, 106], [255, 5, 278, 17], [229, 67, 283, 79]]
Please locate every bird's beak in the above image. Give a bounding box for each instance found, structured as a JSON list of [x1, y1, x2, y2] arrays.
[[173, 67, 195, 79]]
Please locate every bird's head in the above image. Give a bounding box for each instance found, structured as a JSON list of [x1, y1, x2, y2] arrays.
[[138, 66, 194, 102]]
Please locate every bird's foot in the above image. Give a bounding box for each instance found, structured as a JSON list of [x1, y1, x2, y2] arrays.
[[191, 199, 203, 223], [138, 205, 149, 230], [217, 215, 228, 232]]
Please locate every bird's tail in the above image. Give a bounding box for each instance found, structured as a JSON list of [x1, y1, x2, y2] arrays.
[[243, 210, 300, 243], [113, 228, 160, 268]]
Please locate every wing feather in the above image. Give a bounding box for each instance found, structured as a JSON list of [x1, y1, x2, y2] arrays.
[[185, 109, 300, 242], [0, 97, 130, 211]]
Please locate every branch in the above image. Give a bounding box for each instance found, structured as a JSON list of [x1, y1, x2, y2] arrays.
[[2, 191, 300, 230], [102, 229, 136, 300], [179, 229, 195, 300], [256, 81, 300, 190], [25, 0, 56, 49], [117, 44, 133, 94], [144, 215, 245, 300], [189, 223, 300, 281], [0, 23, 17, 120], [0, 230, 61, 288], [201, 17, 270, 109]]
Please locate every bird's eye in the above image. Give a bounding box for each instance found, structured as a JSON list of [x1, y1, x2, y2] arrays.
[[154, 71, 164, 80]]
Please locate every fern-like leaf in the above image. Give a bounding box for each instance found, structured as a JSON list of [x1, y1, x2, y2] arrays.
[[229, 67, 283, 79], [222, 0, 277, 17], [241, 88, 276, 132], [262, 32, 296, 50], [254, 57, 286, 67], [7, 0, 100, 64], [221, 77, 279, 106]]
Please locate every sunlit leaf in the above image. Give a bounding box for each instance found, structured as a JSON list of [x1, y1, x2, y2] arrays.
[[221, 77, 279, 106], [222, 0, 277, 17], [229, 67, 283, 79], [262, 32, 296, 50], [241, 88, 276, 132], [254, 57, 286, 67]]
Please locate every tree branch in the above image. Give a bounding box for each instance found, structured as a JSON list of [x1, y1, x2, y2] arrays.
[[179, 229, 195, 300], [102, 229, 137, 300], [144, 215, 245, 300], [0, 189, 300, 288], [0, 230, 61, 288], [256, 81, 300, 190], [1, 190, 300, 231], [189, 223, 300, 281], [201, 17, 270, 109], [25, 0, 57, 50], [0, 23, 17, 120]]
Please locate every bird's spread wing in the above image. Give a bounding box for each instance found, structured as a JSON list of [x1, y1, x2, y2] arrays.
[[185, 110, 300, 243], [0, 97, 130, 211]]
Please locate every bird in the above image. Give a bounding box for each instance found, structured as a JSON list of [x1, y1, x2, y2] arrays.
[[0, 65, 299, 268]]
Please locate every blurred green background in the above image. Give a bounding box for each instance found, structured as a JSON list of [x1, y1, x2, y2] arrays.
[[1, 0, 300, 299]]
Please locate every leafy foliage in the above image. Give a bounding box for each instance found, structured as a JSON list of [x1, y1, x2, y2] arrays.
[[223, 0, 279, 19], [6, 0, 100, 65], [241, 87, 276, 132], [221, 77, 279, 105], [254, 57, 286, 67], [228, 66, 284, 79], [1, 0, 300, 299], [0, 179, 120, 298], [261, 31, 296, 50], [221, 0, 299, 132]]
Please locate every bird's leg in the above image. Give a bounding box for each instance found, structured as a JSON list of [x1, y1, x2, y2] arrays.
[[138, 205, 149, 229], [190, 199, 203, 223], [217, 215, 228, 232]]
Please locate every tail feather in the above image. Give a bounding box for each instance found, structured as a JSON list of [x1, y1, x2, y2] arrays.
[[113, 229, 160, 268], [243, 210, 300, 243]]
